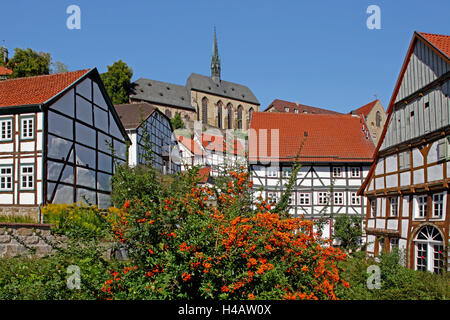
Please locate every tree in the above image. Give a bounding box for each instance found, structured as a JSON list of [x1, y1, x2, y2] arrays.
[[51, 61, 69, 74], [171, 112, 185, 129], [7, 48, 51, 78], [333, 214, 362, 252], [100, 60, 133, 105]]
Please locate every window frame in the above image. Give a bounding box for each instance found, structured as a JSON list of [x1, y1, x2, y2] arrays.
[[432, 193, 444, 219], [389, 196, 398, 217], [334, 192, 344, 205], [19, 163, 35, 191], [20, 115, 35, 141], [416, 195, 428, 219], [350, 167, 361, 178], [0, 165, 13, 192], [351, 192, 361, 205], [298, 192, 311, 206], [317, 192, 329, 205], [0, 117, 13, 142], [332, 166, 342, 178]]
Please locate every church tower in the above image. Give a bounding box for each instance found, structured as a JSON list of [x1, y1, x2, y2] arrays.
[[210, 27, 221, 83]]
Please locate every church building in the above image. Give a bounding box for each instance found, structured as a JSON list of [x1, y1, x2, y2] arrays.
[[129, 29, 260, 131]]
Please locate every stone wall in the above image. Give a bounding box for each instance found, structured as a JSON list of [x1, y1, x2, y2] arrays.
[[0, 206, 40, 223], [0, 223, 59, 258]]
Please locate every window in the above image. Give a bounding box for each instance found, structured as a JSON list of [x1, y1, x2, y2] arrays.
[[227, 103, 233, 129], [399, 151, 410, 170], [376, 111, 382, 127], [267, 167, 277, 178], [416, 195, 427, 218], [249, 108, 254, 125], [432, 193, 444, 218], [237, 105, 243, 129], [288, 193, 294, 205], [390, 197, 398, 217], [334, 192, 344, 205], [294, 109, 299, 114], [267, 192, 278, 204], [0, 118, 13, 141], [415, 225, 444, 274], [332, 167, 342, 177], [437, 138, 448, 160], [217, 101, 223, 129], [318, 192, 329, 205], [351, 192, 360, 205], [350, 167, 360, 177], [390, 238, 399, 251], [20, 117, 34, 140], [299, 193, 310, 205], [282, 167, 292, 178], [20, 165, 34, 190], [0, 166, 13, 191], [284, 107, 289, 112], [370, 199, 376, 217], [201, 97, 208, 124]]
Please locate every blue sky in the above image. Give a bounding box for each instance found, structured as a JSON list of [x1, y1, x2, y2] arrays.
[[1, 0, 449, 112]]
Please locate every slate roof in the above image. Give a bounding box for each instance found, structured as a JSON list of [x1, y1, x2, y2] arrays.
[[249, 112, 375, 163], [186, 73, 259, 105], [130, 78, 194, 110], [265, 99, 342, 115], [0, 69, 91, 107], [114, 102, 160, 130]]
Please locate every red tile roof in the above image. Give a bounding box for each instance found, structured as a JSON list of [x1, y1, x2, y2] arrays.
[[417, 32, 450, 60], [176, 135, 206, 156], [197, 166, 211, 184], [200, 133, 245, 155], [350, 99, 379, 117], [0, 69, 91, 108], [265, 99, 342, 115], [0, 66, 12, 76], [249, 112, 375, 163]]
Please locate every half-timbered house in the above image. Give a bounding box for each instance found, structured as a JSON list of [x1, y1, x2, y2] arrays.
[[114, 102, 180, 174], [360, 31, 450, 273], [0, 69, 129, 221], [249, 112, 375, 239]]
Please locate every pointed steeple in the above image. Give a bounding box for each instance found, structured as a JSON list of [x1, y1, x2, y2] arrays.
[[211, 27, 221, 83]]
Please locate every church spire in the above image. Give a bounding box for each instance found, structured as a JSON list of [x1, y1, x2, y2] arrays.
[[211, 27, 221, 83]]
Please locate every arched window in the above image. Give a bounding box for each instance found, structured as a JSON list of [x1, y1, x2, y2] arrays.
[[414, 225, 444, 274], [217, 101, 223, 129], [249, 107, 254, 126], [227, 103, 233, 129], [165, 109, 172, 118], [376, 111, 381, 127], [237, 105, 243, 130], [202, 97, 208, 125]]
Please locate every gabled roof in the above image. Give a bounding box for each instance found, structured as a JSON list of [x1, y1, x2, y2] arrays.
[[249, 112, 375, 163], [349, 99, 379, 117], [200, 133, 245, 155], [359, 31, 450, 194], [0, 69, 91, 108], [0, 66, 12, 76], [197, 166, 212, 184], [186, 73, 259, 105], [114, 102, 160, 130], [176, 135, 206, 156], [130, 78, 194, 110], [265, 99, 342, 115], [417, 32, 450, 60]]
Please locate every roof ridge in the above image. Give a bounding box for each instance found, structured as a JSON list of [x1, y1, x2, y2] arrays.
[[0, 68, 91, 83]]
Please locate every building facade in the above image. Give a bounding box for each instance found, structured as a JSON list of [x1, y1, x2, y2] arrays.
[[360, 31, 450, 273], [129, 29, 260, 131], [0, 69, 129, 221], [249, 112, 375, 239], [349, 99, 387, 146], [114, 102, 181, 174]]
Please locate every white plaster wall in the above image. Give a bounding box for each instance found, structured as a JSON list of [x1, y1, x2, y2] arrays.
[[413, 168, 424, 185], [412, 148, 423, 167], [427, 163, 443, 182], [385, 154, 397, 173]]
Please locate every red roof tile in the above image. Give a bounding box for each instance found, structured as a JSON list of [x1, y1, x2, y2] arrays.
[[0, 69, 91, 108], [0, 66, 12, 76], [417, 32, 450, 60], [265, 99, 342, 115], [249, 112, 375, 163], [177, 135, 205, 156], [350, 99, 379, 117], [197, 166, 211, 184], [200, 133, 245, 155]]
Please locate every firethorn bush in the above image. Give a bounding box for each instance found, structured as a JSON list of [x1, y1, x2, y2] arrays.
[[100, 164, 349, 300]]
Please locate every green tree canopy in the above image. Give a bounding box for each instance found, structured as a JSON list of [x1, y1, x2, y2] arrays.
[[7, 48, 51, 78], [101, 60, 133, 105], [333, 214, 362, 252], [170, 112, 185, 129]]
